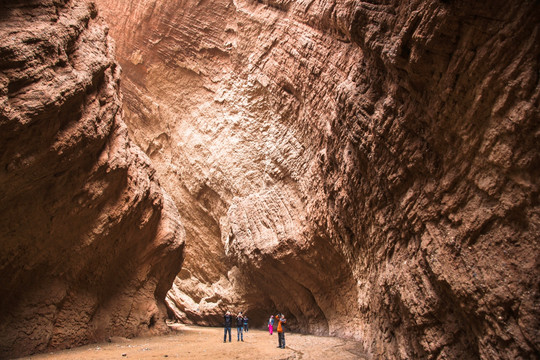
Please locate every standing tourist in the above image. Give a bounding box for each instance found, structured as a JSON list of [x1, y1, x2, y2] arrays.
[[223, 311, 232, 343], [275, 313, 287, 348], [236, 312, 244, 342], [243, 314, 249, 332], [268, 314, 274, 335]]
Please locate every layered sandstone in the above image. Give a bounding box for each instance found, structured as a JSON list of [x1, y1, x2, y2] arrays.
[[95, 0, 539, 358], [0, 1, 185, 358]]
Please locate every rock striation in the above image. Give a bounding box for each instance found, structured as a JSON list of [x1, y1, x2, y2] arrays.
[[96, 0, 539, 358], [0, 1, 185, 358]]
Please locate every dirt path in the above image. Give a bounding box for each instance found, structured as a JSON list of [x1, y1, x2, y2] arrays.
[[17, 324, 368, 360]]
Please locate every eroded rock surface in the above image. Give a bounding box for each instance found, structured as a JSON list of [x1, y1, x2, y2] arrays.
[[94, 0, 539, 358], [0, 1, 185, 358]]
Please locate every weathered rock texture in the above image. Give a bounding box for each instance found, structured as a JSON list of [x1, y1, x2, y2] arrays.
[[94, 0, 539, 358], [0, 1, 185, 358]]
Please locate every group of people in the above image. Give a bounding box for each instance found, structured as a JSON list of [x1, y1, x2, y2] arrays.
[[223, 311, 249, 342], [223, 311, 287, 349], [269, 313, 287, 349]]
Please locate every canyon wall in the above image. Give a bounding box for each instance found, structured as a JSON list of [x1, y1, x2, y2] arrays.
[[94, 0, 539, 359], [0, 1, 185, 358]]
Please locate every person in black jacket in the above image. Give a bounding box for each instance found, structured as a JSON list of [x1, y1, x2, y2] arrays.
[[223, 311, 232, 343], [236, 312, 244, 341]]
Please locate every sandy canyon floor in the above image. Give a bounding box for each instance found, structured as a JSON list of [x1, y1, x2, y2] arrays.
[[17, 324, 368, 360]]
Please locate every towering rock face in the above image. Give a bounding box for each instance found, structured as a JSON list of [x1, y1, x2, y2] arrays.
[[0, 1, 185, 358], [94, 0, 539, 358]]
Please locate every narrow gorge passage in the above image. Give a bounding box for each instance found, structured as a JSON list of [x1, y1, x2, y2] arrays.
[[1, 0, 538, 359]]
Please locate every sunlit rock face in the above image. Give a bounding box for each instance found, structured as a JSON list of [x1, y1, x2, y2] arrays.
[[0, 1, 185, 358], [94, 0, 539, 358]]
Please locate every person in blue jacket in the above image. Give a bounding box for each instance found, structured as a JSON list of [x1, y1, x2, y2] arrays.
[[243, 315, 249, 332]]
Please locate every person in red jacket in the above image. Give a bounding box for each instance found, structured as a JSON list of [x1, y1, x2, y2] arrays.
[[275, 313, 287, 348]]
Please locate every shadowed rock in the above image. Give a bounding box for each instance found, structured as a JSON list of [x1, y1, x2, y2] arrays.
[[29, 0, 540, 358], [0, 1, 185, 358]]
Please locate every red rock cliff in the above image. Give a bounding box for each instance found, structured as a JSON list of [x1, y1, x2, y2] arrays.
[[0, 1, 185, 358], [96, 0, 539, 358]]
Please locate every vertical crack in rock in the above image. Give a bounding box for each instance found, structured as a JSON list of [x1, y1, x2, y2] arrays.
[[0, 1, 185, 358], [94, 0, 538, 358]]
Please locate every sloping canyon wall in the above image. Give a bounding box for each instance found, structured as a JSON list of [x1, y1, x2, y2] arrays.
[[93, 0, 540, 358], [93, 0, 539, 358], [0, 1, 185, 358], [94, 0, 540, 358], [1, 0, 537, 359]]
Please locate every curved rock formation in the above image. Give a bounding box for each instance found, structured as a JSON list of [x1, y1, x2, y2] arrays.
[[0, 1, 185, 358], [95, 0, 539, 358]]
